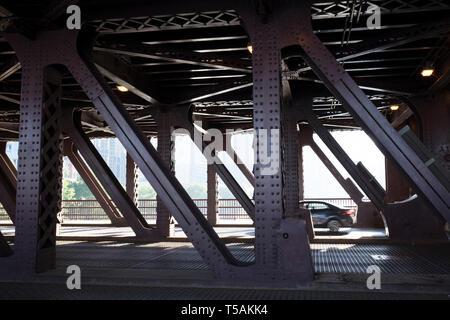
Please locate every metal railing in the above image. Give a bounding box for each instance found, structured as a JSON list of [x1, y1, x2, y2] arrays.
[[0, 198, 357, 223]]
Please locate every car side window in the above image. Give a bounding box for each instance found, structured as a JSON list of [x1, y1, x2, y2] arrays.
[[308, 202, 329, 210]]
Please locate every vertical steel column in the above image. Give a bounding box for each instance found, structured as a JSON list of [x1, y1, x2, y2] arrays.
[[14, 66, 63, 273], [156, 112, 175, 237], [281, 81, 315, 239], [126, 153, 138, 206], [0, 142, 16, 222], [207, 164, 219, 226], [240, 7, 314, 282]]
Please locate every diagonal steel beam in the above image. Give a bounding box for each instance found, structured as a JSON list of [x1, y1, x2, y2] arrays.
[[152, 106, 255, 221], [94, 47, 252, 107], [93, 50, 255, 219], [174, 77, 253, 105], [61, 29, 246, 273], [0, 57, 21, 82], [298, 124, 364, 204], [61, 107, 156, 237], [94, 41, 252, 74], [334, 17, 450, 61], [223, 133, 254, 185], [294, 92, 386, 211], [291, 15, 450, 75], [63, 139, 127, 227], [280, 1, 450, 222], [93, 51, 163, 105]]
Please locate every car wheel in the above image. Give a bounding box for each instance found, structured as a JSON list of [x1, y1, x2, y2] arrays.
[[327, 220, 341, 232]]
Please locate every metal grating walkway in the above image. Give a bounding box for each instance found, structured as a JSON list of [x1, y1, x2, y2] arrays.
[[0, 282, 447, 300], [45, 241, 450, 274], [1, 241, 449, 299]]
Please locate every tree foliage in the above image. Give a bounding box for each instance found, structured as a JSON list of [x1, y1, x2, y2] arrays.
[[138, 184, 156, 199], [63, 177, 95, 200]]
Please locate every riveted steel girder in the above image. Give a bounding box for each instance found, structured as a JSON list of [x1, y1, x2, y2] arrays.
[[5, 63, 64, 274], [4, 29, 252, 278], [239, 4, 314, 282]]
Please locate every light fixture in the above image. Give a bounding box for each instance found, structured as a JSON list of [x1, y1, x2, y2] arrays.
[[247, 44, 253, 54], [390, 105, 400, 111], [116, 85, 129, 92], [421, 61, 434, 77]]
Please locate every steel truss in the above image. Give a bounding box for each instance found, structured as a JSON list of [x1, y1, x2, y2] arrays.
[[294, 88, 446, 238], [89, 10, 241, 34], [61, 106, 156, 238], [1, 0, 448, 283], [1, 62, 64, 274], [1, 30, 247, 280], [0, 3, 319, 283], [86, 1, 450, 35], [150, 105, 255, 221], [63, 139, 127, 227], [279, 1, 449, 222], [298, 124, 383, 229]]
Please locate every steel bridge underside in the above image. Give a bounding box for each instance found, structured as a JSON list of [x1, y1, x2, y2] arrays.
[[0, 0, 449, 294]]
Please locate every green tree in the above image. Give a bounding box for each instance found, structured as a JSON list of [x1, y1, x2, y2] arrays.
[[64, 177, 95, 200], [62, 180, 75, 200], [138, 184, 156, 199]]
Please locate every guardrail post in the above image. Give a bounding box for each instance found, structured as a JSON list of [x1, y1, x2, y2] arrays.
[[126, 153, 138, 206], [207, 164, 218, 226], [156, 111, 175, 237]]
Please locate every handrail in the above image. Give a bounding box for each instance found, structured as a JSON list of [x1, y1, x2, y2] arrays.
[[0, 198, 357, 222]]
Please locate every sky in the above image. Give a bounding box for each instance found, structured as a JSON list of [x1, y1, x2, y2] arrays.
[[171, 129, 386, 199], [5, 129, 386, 200]]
